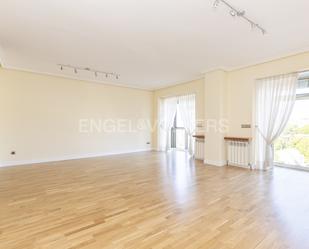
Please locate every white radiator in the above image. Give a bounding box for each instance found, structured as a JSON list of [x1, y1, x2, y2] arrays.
[[195, 139, 204, 160], [227, 141, 251, 168]]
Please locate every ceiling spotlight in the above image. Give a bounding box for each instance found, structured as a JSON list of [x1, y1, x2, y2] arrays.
[[230, 10, 236, 17], [213, 0, 220, 8], [257, 25, 266, 35], [213, 0, 266, 35], [237, 11, 245, 16]]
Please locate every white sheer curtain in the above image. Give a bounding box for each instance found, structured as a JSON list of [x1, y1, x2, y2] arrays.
[[178, 94, 196, 155], [254, 73, 297, 170], [159, 97, 177, 151]]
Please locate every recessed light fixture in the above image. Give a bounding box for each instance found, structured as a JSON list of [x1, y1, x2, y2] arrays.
[[213, 0, 266, 35]]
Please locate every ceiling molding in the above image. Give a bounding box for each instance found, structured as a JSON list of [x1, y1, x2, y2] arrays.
[[2, 48, 309, 92], [1, 61, 205, 92], [208, 48, 309, 74], [152, 75, 204, 91], [1, 64, 154, 92], [201, 67, 229, 75]]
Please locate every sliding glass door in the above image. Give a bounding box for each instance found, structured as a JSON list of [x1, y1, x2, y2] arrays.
[[274, 77, 309, 168], [159, 94, 195, 153], [171, 105, 188, 150]]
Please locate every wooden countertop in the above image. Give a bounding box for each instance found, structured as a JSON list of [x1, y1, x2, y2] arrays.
[[192, 135, 251, 142], [193, 135, 205, 139], [224, 136, 251, 142]]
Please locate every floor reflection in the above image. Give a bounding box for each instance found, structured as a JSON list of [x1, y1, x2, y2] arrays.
[[161, 150, 197, 205], [269, 167, 309, 248], [159, 151, 309, 248]]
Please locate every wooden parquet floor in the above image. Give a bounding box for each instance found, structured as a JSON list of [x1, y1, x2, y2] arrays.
[[0, 151, 309, 249]]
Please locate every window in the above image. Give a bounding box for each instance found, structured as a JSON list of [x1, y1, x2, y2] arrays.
[[158, 94, 195, 152], [274, 77, 309, 168], [171, 103, 187, 150]]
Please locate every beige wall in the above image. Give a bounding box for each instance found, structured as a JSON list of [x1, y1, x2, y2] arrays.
[[2, 51, 309, 167], [204, 70, 227, 166], [0, 68, 153, 166], [227, 51, 309, 138], [152, 51, 309, 166], [202, 51, 309, 166], [152, 78, 205, 149]]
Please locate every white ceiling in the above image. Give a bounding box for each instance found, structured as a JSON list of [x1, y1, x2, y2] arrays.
[[0, 0, 309, 90]]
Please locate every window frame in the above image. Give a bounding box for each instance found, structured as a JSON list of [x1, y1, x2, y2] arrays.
[[171, 107, 188, 150], [274, 78, 309, 170]]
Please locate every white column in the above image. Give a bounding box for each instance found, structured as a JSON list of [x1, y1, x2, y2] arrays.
[[204, 70, 228, 166]]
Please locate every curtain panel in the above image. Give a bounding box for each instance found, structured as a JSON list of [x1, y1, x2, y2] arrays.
[[254, 73, 297, 170], [159, 94, 196, 154], [159, 97, 177, 151], [178, 94, 196, 155]]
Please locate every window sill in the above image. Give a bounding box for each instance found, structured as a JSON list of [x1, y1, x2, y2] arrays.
[[275, 163, 309, 172]]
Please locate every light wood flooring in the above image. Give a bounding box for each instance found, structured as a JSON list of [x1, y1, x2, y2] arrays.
[[1, 151, 309, 249]]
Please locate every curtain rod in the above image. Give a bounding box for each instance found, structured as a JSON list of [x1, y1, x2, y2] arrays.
[[292, 69, 309, 74], [256, 69, 309, 81], [159, 92, 197, 99]]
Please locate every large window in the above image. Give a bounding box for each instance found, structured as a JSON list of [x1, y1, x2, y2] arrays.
[[159, 94, 195, 152], [274, 77, 309, 168]]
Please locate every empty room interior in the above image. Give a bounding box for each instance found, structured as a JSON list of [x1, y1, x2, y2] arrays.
[[1, 0, 309, 248]]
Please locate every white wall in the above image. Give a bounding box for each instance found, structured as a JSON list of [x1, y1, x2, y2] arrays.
[[0, 68, 153, 166]]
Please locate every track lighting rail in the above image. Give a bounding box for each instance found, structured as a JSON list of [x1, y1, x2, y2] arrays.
[[213, 0, 266, 35], [58, 64, 120, 80]]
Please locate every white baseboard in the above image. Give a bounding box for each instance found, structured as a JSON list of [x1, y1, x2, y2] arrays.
[[204, 159, 227, 167], [0, 148, 154, 168]]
